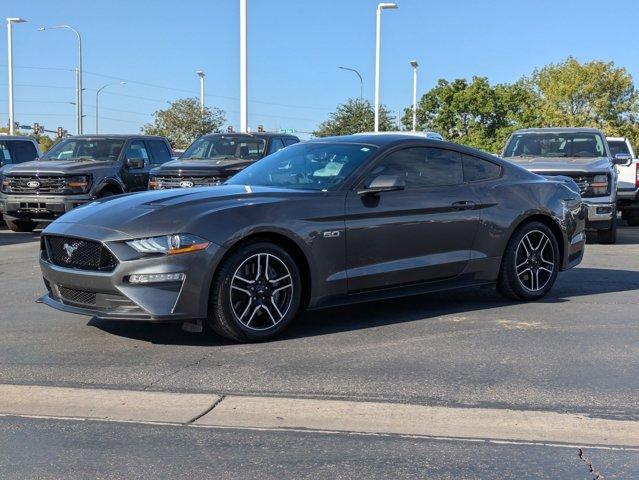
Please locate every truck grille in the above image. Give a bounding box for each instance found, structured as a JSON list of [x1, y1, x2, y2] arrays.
[[43, 235, 118, 271], [2, 175, 66, 194], [57, 286, 97, 306], [154, 175, 224, 189], [540, 173, 609, 198]]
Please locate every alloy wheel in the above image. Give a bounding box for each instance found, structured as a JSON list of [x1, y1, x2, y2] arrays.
[[229, 252, 294, 330], [515, 230, 555, 292]]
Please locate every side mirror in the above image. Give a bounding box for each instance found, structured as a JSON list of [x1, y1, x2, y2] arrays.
[[357, 174, 405, 196], [126, 157, 145, 169], [613, 153, 633, 166]]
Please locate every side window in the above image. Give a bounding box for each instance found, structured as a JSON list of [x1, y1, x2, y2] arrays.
[[8, 140, 38, 163], [148, 140, 172, 165], [125, 140, 150, 162], [267, 138, 285, 155], [0, 142, 12, 164], [364, 147, 462, 189], [462, 154, 501, 182], [283, 137, 299, 147]]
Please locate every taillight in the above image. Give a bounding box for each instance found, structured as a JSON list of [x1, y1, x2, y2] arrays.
[[636, 163, 639, 188]]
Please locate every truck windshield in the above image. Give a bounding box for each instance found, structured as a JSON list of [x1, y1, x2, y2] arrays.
[[226, 142, 377, 191], [41, 138, 125, 161], [503, 133, 607, 159], [181, 135, 266, 161]]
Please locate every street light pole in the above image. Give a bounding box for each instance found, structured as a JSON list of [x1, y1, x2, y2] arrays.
[[6, 18, 26, 135], [239, 0, 248, 132], [338, 66, 363, 101], [39, 25, 83, 134], [374, 3, 398, 132], [196, 70, 205, 114], [410, 60, 418, 132], [95, 82, 125, 134]]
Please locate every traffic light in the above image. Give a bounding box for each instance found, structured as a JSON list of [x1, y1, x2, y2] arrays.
[[57, 127, 64, 139], [227, 126, 234, 133], [257, 124, 264, 133], [33, 123, 40, 135]]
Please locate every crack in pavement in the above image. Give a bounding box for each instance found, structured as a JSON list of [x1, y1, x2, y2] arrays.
[[142, 354, 213, 391], [183, 395, 226, 425], [579, 448, 605, 480]]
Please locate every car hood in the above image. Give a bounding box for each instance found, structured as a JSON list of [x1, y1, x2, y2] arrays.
[[505, 156, 612, 173], [152, 157, 254, 176], [1, 159, 115, 175], [43, 185, 319, 242]]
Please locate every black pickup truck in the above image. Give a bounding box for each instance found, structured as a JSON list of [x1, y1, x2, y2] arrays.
[[0, 134, 172, 232], [148, 132, 299, 190]]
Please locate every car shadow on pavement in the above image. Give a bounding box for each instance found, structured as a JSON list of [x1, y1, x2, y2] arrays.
[[0, 225, 42, 246], [88, 266, 639, 345]]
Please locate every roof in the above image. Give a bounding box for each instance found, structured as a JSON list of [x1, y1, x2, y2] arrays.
[[0, 135, 37, 141], [67, 134, 168, 140], [512, 127, 605, 134], [200, 132, 299, 139]]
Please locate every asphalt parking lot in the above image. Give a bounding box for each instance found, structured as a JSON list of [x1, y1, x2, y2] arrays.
[[1, 224, 638, 478]]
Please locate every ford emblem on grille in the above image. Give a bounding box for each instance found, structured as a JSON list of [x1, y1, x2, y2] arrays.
[[63, 243, 79, 258], [180, 181, 194, 188], [27, 180, 41, 189]]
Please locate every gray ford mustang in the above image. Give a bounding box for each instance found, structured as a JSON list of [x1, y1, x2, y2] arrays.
[[38, 134, 586, 342]]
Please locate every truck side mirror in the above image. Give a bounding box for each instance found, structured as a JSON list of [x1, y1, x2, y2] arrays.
[[613, 153, 632, 166]]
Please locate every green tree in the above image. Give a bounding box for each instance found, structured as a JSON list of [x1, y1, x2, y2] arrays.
[[403, 77, 539, 152], [313, 98, 395, 137], [33, 134, 55, 153], [142, 97, 225, 149], [531, 57, 639, 145]]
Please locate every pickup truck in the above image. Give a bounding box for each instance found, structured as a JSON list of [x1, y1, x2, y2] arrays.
[[148, 132, 299, 190], [606, 136, 639, 226], [502, 127, 629, 244], [0, 134, 172, 232]]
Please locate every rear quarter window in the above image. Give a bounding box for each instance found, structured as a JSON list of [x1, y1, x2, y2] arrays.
[[462, 154, 502, 182]]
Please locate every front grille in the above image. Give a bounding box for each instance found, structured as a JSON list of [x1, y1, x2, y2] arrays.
[[57, 286, 97, 306], [3, 175, 66, 194], [154, 175, 224, 189], [541, 173, 609, 197], [44, 235, 118, 271]]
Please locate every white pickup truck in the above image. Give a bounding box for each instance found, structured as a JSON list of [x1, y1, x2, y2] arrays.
[[607, 137, 639, 226]]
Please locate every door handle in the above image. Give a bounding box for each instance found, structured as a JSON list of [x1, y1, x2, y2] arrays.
[[451, 200, 476, 210]]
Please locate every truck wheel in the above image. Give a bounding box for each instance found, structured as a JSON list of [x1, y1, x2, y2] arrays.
[[5, 219, 37, 233], [626, 210, 639, 227], [98, 190, 115, 198], [597, 219, 617, 244]]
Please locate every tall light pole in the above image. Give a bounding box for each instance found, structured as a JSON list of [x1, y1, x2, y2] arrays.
[[410, 60, 418, 132], [196, 70, 205, 114], [374, 3, 398, 132], [39, 25, 83, 134], [6, 18, 26, 135], [338, 66, 363, 101], [95, 82, 125, 134], [239, 0, 248, 132]]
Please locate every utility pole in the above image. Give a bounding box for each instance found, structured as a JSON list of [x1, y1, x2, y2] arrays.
[[410, 60, 418, 132], [239, 0, 248, 132], [6, 18, 26, 135], [374, 3, 398, 132]]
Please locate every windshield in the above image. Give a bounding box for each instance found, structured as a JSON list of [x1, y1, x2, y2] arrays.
[[226, 142, 377, 191], [182, 135, 266, 161], [607, 140, 631, 157], [41, 138, 125, 161], [503, 132, 607, 159]]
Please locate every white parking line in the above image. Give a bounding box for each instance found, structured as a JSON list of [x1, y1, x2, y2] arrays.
[[1, 384, 637, 449]]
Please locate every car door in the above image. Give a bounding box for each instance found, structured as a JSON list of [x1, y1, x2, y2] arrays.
[[122, 139, 150, 191], [344, 146, 481, 292]]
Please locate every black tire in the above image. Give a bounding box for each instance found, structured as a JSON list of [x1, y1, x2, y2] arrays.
[[626, 210, 639, 227], [497, 221, 560, 301], [97, 190, 116, 198], [5, 218, 37, 233], [207, 241, 302, 342], [597, 219, 617, 244]]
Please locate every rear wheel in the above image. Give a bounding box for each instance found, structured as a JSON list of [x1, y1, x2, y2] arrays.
[[625, 209, 639, 227], [5, 218, 37, 233], [497, 221, 560, 301], [207, 241, 302, 342]]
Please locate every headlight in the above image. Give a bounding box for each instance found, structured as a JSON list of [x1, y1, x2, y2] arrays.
[[64, 175, 91, 193], [590, 174, 609, 196], [148, 176, 158, 189], [126, 233, 210, 255]]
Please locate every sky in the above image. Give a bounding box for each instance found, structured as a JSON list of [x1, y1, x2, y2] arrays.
[[2, 0, 639, 139]]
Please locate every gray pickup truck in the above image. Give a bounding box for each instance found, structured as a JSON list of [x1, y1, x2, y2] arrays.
[[502, 128, 630, 244]]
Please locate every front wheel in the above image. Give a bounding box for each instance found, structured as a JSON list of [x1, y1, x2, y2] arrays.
[[625, 209, 639, 227], [597, 218, 617, 244], [208, 242, 302, 342], [5, 218, 37, 233], [497, 221, 560, 301]]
